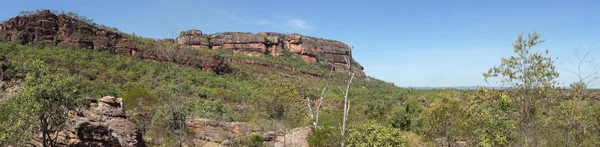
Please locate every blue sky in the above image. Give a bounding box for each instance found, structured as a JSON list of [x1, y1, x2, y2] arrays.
[[2, 0, 599, 88]]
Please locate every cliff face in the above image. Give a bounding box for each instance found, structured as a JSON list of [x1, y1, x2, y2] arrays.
[[0, 10, 121, 52], [0, 10, 364, 76], [0, 10, 230, 74], [176, 30, 363, 71]]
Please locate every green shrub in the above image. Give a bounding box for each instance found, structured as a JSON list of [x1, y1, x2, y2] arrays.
[[389, 98, 422, 131], [346, 120, 405, 146], [188, 99, 234, 121], [119, 87, 158, 112], [364, 99, 389, 119], [308, 127, 340, 147], [230, 134, 265, 147]]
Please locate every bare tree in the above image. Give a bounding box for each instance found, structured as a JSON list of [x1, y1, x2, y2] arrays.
[[306, 66, 334, 129], [565, 42, 600, 87], [340, 50, 355, 147], [563, 43, 598, 146]]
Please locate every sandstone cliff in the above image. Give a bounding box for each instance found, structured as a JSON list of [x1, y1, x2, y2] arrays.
[[177, 30, 364, 72], [0, 10, 230, 74], [0, 10, 365, 76]]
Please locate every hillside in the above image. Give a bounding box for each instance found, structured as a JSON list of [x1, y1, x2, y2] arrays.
[[0, 10, 403, 146], [2, 9, 600, 147]]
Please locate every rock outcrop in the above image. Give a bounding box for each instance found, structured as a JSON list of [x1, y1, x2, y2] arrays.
[[177, 29, 209, 49], [0, 10, 365, 76], [176, 30, 363, 71], [44, 96, 145, 147], [184, 118, 310, 147], [0, 10, 230, 74]]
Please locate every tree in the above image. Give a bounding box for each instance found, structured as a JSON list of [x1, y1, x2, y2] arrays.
[[150, 101, 189, 146], [483, 32, 559, 146], [345, 120, 405, 147], [1, 60, 80, 146], [340, 57, 355, 147], [388, 98, 422, 131], [421, 91, 468, 147], [565, 43, 599, 87], [470, 89, 516, 147], [306, 66, 333, 129], [557, 42, 600, 145]]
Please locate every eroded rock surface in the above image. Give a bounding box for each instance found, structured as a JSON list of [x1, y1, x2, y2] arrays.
[[46, 96, 145, 147], [0, 10, 364, 76], [177, 30, 363, 69], [0, 10, 230, 74], [184, 118, 311, 147]]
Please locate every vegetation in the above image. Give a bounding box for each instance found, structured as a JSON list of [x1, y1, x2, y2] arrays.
[[0, 60, 81, 146], [2, 11, 600, 146], [346, 121, 405, 146]]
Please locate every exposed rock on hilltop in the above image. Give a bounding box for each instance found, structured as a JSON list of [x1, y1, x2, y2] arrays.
[[38, 96, 145, 147], [0, 10, 230, 74], [0, 10, 364, 76], [177, 30, 363, 70]]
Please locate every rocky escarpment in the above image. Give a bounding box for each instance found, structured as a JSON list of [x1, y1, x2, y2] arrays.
[[0, 10, 230, 74], [36, 96, 145, 147], [0, 10, 364, 76], [177, 30, 364, 73], [185, 118, 310, 147]]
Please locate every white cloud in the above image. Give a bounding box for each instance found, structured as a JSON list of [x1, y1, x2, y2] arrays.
[[288, 18, 313, 31], [203, 8, 315, 32]]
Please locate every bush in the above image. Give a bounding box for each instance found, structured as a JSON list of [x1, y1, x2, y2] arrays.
[[364, 99, 389, 119], [389, 98, 422, 131], [149, 102, 189, 146], [188, 99, 234, 121], [119, 87, 158, 112], [230, 134, 265, 147], [308, 127, 340, 147], [346, 120, 405, 146]]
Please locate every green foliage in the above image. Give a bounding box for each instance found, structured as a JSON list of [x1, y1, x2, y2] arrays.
[[483, 32, 559, 90], [364, 99, 389, 119], [149, 100, 189, 146], [230, 134, 265, 147], [188, 99, 234, 121], [468, 89, 516, 147], [483, 32, 559, 146], [389, 98, 422, 131], [307, 127, 340, 147], [119, 87, 158, 112], [346, 120, 405, 147], [0, 59, 81, 146], [0, 36, 405, 146], [420, 91, 469, 145]]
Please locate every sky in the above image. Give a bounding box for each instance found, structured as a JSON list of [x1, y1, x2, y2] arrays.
[[1, 0, 599, 88]]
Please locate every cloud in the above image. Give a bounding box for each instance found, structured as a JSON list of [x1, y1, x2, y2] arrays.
[[203, 8, 315, 32], [288, 18, 314, 31]]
